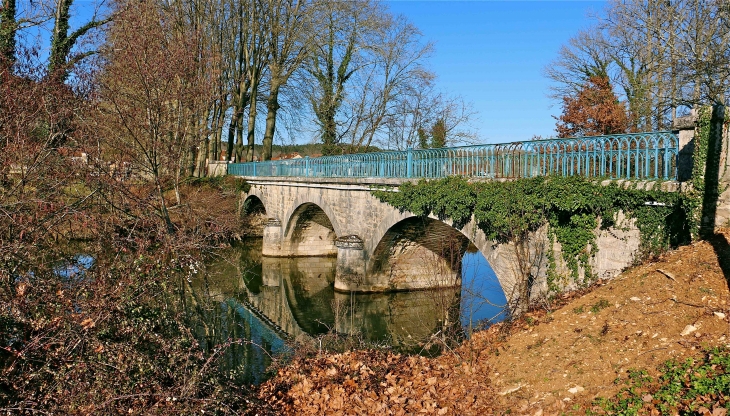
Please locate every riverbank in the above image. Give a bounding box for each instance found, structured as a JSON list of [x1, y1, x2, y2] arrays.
[[1, 177, 258, 414], [253, 230, 730, 415]]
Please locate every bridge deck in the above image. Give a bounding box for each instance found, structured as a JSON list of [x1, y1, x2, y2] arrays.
[[228, 131, 679, 181]]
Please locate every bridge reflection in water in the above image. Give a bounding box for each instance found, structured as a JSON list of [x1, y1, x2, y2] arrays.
[[190, 238, 507, 383]]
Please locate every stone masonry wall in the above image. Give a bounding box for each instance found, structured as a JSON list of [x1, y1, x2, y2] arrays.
[[241, 178, 655, 312]]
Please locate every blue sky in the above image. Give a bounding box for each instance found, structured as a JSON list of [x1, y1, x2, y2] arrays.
[[386, 1, 605, 143], [45, 0, 606, 146]]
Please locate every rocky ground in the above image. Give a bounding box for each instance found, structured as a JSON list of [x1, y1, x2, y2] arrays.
[[255, 230, 730, 415]]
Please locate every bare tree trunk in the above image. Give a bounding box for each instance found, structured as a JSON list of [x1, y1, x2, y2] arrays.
[[226, 108, 241, 162], [235, 111, 244, 161], [156, 174, 175, 234], [262, 84, 280, 161], [246, 91, 257, 161], [48, 0, 108, 82], [197, 135, 208, 177], [210, 101, 225, 162]]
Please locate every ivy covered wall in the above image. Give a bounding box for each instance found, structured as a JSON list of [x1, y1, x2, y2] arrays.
[[373, 176, 691, 302], [369, 106, 730, 309], [691, 105, 730, 236]]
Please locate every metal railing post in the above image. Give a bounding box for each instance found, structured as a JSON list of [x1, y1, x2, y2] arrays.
[[406, 147, 413, 178], [305, 156, 310, 177], [253, 161, 257, 177]]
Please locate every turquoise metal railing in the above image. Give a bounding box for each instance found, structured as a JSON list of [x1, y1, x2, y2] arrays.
[[227, 131, 679, 180]]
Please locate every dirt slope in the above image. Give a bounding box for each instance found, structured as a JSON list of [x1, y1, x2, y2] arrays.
[[256, 230, 730, 415], [489, 229, 730, 414]]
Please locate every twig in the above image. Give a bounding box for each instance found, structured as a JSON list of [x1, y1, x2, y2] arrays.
[[638, 347, 667, 356], [0, 407, 51, 415], [670, 298, 706, 308], [100, 393, 157, 408], [656, 268, 677, 282]]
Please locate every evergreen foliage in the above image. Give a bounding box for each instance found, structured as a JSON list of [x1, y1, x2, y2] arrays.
[[686, 106, 730, 239]]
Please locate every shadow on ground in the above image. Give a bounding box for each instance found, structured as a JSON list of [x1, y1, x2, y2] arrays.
[[710, 232, 730, 284]]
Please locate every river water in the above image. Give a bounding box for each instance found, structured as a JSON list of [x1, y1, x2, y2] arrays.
[[190, 238, 508, 384]]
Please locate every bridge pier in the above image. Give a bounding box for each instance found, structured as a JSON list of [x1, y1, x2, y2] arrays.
[[261, 257, 282, 287], [262, 218, 282, 257], [334, 235, 368, 291]]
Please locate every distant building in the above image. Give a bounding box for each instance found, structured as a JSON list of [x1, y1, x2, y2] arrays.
[[271, 152, 303, 161]]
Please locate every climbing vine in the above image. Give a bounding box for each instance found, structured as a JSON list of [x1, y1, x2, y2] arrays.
[[687, 105, 730, 237], [372, 176, 690, 297], [686, 107, 713, 237], [692, 107, 713, 195]]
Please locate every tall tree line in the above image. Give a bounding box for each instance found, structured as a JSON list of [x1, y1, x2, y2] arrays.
[[1, 0, 475, 173], [155, 0, 475, 163], [547, 0, 730, 132]]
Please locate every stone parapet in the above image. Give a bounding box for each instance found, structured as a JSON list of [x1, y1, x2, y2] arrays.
[[674, 110, 697, 182], [208, 161, 228, 177]]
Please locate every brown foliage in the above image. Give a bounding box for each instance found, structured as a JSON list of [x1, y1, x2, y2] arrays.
[[0, 25, 246, 415], [555, 75, 629, 138], [258, 341, 497, 415], [95, 0, 215, 229], [0, 58, 90, 274], [256, 229, 730, 415]]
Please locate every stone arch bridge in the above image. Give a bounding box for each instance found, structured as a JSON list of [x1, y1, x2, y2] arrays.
[[231, 119, 730, 311], [241, 177, 647, 309]]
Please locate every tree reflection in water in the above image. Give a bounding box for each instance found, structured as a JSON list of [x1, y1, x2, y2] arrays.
[[188, 237, 507, 383]]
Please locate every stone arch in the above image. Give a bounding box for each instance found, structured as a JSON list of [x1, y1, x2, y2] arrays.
[[366, 213, 512, 300], [366, 217, 470, 291], [282, 194, 342, 238], [241, 195, 266, 216], [241, 195, 268, 236], [243, 187, 269, 212], [282, 202, 338, 257]]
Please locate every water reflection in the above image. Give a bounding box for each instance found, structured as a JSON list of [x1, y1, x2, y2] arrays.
[[265, 256, 336, 336], [333, 289, 460, 350], [191, 238, 508, 383], [461, 251, 509, 332]]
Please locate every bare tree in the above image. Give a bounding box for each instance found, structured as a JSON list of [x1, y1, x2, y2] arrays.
[[303, 0, 381, 155], [96, 0, 213, 231], [338, 15, 434, 152], [385, 80, 477, 150], [0, 0, 17, 68], [548, 0, 730, 132], [260, 0, 317, 160], [544, 28, 613, 101], [1, 0, 51, 70], [240, 0, 268, 162], [47, 0, 110, 83]]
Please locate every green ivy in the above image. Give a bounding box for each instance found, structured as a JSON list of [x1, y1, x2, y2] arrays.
[[372, 176, 690, 291], [692, 107, 713, 195], [686, 107, 713, 238]]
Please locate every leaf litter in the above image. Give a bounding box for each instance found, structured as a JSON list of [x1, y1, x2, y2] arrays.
[[256, 229, 730, 415]]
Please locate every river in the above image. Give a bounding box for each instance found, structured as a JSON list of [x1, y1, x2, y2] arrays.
[[189, 238, 508, 384]]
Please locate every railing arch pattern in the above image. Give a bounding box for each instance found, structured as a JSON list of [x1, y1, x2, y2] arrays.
[[226, 131, 679, 181]]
